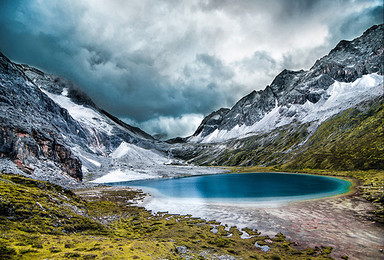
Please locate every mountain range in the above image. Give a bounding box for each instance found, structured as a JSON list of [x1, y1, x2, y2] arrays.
[[0, 24, 383, 186]]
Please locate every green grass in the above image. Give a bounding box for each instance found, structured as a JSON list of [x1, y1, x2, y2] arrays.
[[284, 97, 384, 170], [0, 173, 334, 259]]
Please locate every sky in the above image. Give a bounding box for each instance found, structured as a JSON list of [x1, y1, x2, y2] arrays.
[[0, 0, 382, 139]]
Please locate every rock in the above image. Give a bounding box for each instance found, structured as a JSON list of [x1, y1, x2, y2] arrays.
[[176, 246, 187, 254], [0, 52, 84, 181], [192, 108, 230, 138], [35, 202, 45, 211], [0, 50, 170, 186], [254, 241, 270, 252]]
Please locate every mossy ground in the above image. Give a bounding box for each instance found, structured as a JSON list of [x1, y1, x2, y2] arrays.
[[0, 173, 335, 259]]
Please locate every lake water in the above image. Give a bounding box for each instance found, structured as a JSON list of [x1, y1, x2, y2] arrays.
[[105, 173, 384, 259], [108, 172, 351, 204]]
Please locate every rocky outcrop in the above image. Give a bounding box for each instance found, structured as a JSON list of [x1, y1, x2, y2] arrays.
[[192, 108, 230, 138], [21, 63, 156, 152], [0, 127, 82, 180], [0, 52, 84, 181], [0, 50, 170, 185]]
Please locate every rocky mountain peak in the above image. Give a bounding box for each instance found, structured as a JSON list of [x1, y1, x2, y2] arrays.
[[190, 24, 383, 143], [192, 108, 230, 138]]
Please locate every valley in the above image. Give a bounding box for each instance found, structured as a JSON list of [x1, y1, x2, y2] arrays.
[[0, 22, 383, 259]]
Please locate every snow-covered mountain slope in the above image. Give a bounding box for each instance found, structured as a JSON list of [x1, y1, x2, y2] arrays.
[[0, 53, 225, 186], [89, 141, 222, 183], [22, 66, 155, 146], [191, 73, 383, 143], [170, 94, 384, 170], [190, 24, 384, 143]]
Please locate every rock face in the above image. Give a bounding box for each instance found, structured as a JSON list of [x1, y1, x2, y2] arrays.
[[0, 53, 84, 180], [191, 24, 384, 143], [20, 63, 156, 153], [192, 108, 230, 138]]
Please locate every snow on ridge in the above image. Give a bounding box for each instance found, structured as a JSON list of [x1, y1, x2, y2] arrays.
[[110, 141, 132, 158], [193, 73, 383, 143], [42, 90, 115, 135], [109, 141, 168, 164], [61, 88, 68, 96], [85, 158, 101, 167]]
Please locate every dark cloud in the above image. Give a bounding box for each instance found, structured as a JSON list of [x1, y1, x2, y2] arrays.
[[337, 4, 384, 41], [0, 0, 382, 138]]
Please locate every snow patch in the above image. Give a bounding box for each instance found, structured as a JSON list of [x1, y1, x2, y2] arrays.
[[42, 90, 115, 135], [61, 88, 68, 96], [255, 242, 270, 252], [110, 142, 132, 158], [109, 141, 168, 165], [91, 169, 157, 183], [210, 114, 221, 120], [83, 157, 101, 167]]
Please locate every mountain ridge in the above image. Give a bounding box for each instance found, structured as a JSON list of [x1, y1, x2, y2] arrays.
[[0, 52, 224, 186], [189, 24, 383, 143]]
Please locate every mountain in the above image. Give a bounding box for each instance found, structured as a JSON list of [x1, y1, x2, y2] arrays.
[[174, 96, 383, 169], [0, 52, 84, 183], [0, 24, 382, 186], [168, 24, 384, 170], [0, 52, 159, 185], [282, 96, 384, 170], [192, 108, 230, 137], [0, 53, 221, 187], [189, 24, 383, 143]]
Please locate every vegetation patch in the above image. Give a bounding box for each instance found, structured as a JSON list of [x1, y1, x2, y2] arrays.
[[0, 173, 334, 259]]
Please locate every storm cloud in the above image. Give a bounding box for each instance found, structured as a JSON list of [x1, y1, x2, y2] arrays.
[[0, 0, 382, 138]]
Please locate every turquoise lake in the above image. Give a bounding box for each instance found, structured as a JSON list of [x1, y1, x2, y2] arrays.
[[108, 172, 351, 203]]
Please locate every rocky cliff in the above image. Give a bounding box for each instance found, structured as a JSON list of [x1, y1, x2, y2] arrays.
[[0, 53, 84, 181]]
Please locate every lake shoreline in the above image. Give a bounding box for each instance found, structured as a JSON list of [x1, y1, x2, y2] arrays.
[[78, 179, 383, 259], [105, 169, 382, 259], [273, 187, 383, 259]]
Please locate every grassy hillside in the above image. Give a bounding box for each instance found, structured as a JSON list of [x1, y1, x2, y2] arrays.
[[189, 97, 383, 171], [185, 123, 311, 167], [281, 97, 384, 222], [283, 97, 383, 170], [0, 173, 335, 259]]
